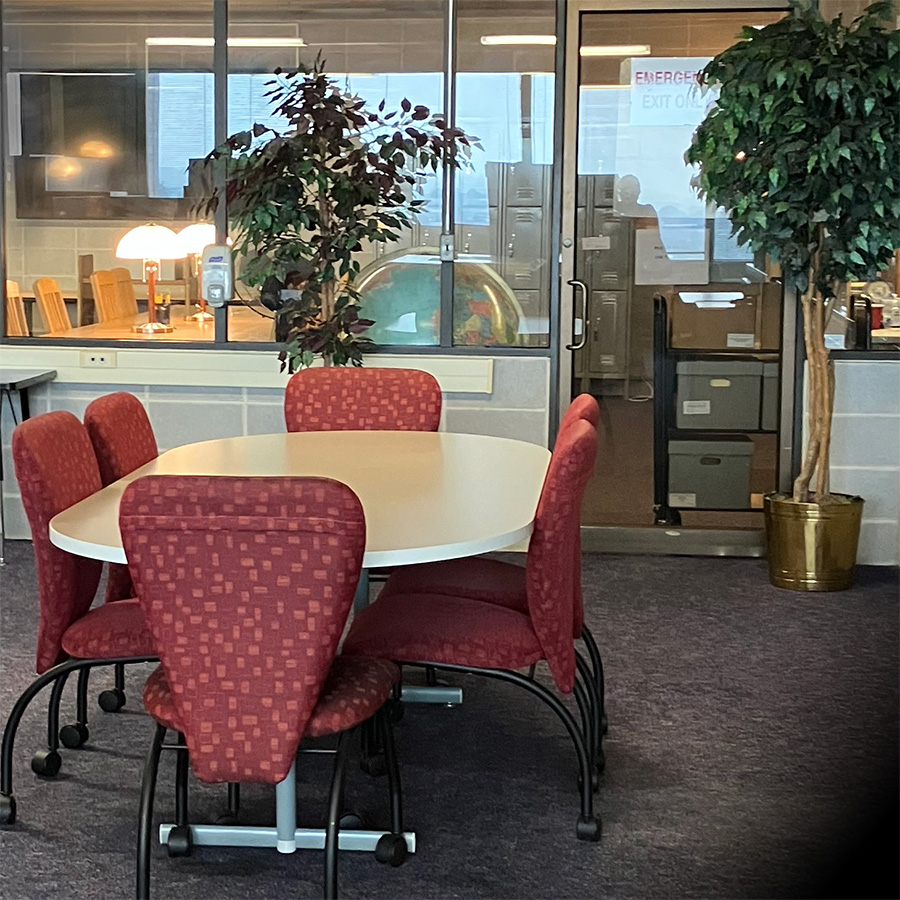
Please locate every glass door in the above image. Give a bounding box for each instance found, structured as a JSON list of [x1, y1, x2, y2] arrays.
[[559, 1, 787, 536]]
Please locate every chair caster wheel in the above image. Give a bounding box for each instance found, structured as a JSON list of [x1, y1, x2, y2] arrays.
[[98, 688, 126, 713], [360, 754, 387, 777], [59, 723, 89, 749], [167, 825, 193, 857], [339, 811, 366, 830], [576, 815, 602, 843], [375, 833, 408, 866], [387, 700, 404, 724], [31, 749, 62, 778], [215, 813, 239, 826], [0, 794, 16, 825], [595, 748, 606, 775]]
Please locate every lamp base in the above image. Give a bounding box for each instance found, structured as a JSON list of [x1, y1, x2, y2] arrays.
[[132, 321, 175, 335], [185, 309, 215, 322]]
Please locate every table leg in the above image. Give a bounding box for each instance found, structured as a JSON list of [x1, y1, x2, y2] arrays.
[[158, 757, 416, 854]]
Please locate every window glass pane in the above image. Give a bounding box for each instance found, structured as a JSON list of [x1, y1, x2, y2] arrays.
[[454, 2, 556, 348], [2, 2, 216, 341], [226, 1, 446, 347]]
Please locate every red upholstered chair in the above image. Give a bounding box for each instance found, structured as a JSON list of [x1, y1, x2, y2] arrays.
[[119, 475, 407, 900], [84, 391, 160, 712], [284, 367, 442, 433], [342, 419, 602, 842], [375, 393, 608, 753], [0, 412, 156, 826]]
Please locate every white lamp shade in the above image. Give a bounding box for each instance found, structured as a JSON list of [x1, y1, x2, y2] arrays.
[[115, 224, 182, 261], [177, 222, 218, 256]]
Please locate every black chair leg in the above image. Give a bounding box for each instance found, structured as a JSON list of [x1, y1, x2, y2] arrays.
[[167, 733, 192, 857], [374, 708, 408, 867], [31, 672, 68, 778], [216, 783, 241, 825], [324, 731, 352, 900], [573, 667, 597, 782], [576, 652, 604, 774], [581, 626, 607, 734], [137, 725, 166, 900], [360, 715, 386, 777], [60, 668, 91, 750]]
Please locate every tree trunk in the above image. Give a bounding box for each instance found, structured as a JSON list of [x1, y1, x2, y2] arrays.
[[793, 289, 822, 502]]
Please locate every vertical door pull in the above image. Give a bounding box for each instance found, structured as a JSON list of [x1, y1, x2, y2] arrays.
[[566, 279, 589, 351]]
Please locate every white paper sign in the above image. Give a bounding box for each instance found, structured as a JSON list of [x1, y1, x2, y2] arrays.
[[582, 235, 611, 251], [682, 400, 711, 415], [635, 228, 709, 285], [630, 58, 712, 127], [669, 492, 697, 508], [727, 333, 755, 348]]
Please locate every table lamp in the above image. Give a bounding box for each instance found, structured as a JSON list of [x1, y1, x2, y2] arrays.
[[115, 224, 182, 334], [177, 222, 217, 322]]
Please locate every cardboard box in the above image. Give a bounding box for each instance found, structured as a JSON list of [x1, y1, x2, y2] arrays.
[[669, 283, 782, 350]]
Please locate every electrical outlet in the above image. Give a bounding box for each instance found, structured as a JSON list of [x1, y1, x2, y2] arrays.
[[79, 351, 117, 368]]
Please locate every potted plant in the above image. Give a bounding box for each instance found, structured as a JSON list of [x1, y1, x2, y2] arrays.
[[687, 0, 899, 590], [203, 60, 475, 371]]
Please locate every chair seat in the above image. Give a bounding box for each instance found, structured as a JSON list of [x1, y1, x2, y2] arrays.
[[380, 557, 527, 609], [143, 656, 400, 739], [342, 592, 543, 671], [61, 597, 155, 660]]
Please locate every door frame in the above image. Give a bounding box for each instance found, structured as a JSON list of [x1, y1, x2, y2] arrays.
[[555, 0, 795, 555]]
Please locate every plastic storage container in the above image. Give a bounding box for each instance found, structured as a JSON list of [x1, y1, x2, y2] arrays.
[[675, 360, 762, 430], [761, 363, 779, 432], [668, 438, 755, 509]]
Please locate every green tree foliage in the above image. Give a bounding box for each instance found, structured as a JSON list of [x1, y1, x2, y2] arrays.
[[204, 60, 475, 371], [687, 0, 899, 297], [687, 1, 899, 503]]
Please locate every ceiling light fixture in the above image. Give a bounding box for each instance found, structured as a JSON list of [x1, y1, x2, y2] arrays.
[[480, 35, 556, 46], [580, 44, 651, 57], [145, 37, 306, 48]]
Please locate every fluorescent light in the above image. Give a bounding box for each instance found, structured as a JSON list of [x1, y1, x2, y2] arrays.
[[145, 37, 306, 48], [581, 84, 631, 90], [480, 35, 556, 46], [580, 44, 651, 57]]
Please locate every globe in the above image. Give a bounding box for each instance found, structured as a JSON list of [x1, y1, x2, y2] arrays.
[[355, 247, 523, 347]]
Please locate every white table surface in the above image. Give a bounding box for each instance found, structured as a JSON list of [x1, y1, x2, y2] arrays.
[[50, 431, 550, 568]]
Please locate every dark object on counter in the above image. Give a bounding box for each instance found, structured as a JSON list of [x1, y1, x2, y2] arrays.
[[849, 294, 872, 350]]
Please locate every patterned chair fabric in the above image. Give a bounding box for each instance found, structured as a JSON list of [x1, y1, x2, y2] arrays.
[[344, 420, 598, 693], [84, 392, 159, 604], [144, 655, 399, 741], [11, 411, 151, 673], [284, 367, 442, 433], [377, 394, 601, 637], [119, 474, 372, 784]]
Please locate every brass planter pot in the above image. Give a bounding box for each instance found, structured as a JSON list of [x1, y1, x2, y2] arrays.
[[763, 493, 865, 591]]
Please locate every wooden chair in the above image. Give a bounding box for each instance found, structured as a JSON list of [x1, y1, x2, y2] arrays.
[[4, 280, 28, 337], [32, 278, 70, 334], [89, 270, 124, 323], [111, 267, 139, 316]]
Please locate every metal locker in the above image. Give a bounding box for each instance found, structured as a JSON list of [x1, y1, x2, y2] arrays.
[[588, 291, 629, 378], [456, 208, 499, 261], [575, 206, 589, 283], [415, 224, 438, 250], [504, 207, 545, 292], [485, 162, 502, 208], [505, 161, 546, 207], [592, 175, 615, 207], [514, 289, 543, 318], [589, 213, 632, 291]]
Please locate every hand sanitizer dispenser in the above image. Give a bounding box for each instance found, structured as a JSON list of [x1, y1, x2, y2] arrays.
[[201, 245, 234, 307]]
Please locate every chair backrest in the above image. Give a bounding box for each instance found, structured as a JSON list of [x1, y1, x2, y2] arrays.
[[284, 368, 442, 433], [557, 393, 600, 636], [111, 267, 139, 316], [525, 419, 598, 694], [32, 277, 70, 334], [12, 411, 104, 674], [84, 392, 159, 486], [84, 392, 160, 604], [4, 280, 28, 337], [119, 475, 366, 785], [90, 270, 123, 323]]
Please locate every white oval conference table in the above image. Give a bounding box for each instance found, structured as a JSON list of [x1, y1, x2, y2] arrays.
[[48, 430, 551, 857]]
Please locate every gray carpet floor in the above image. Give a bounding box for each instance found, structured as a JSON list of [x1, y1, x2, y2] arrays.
[[0, 542, 897, 900]]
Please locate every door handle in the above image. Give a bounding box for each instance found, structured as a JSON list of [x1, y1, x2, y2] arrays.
[[566, 279, 589, 351]]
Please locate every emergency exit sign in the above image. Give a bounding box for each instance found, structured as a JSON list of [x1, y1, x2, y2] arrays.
[[630, 58, 713, 127]]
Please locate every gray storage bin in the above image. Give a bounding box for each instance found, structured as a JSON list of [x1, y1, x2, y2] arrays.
[[668, 438, 754, 509], [761, 363, 779, 432], [675, 361, 762, 430]]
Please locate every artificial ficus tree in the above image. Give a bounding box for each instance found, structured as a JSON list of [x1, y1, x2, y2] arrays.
[[203, 59, 476, 371], [686, 0, 899, 503]]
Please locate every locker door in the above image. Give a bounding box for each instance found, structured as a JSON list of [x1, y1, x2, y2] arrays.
[[590, 213, 632, 291], [588, 291, 629, 378], [505, 207, 545, 292], [505, 161, 546, 207], [456, 208, 499, 261]]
